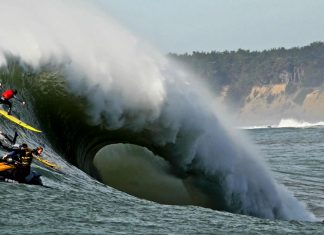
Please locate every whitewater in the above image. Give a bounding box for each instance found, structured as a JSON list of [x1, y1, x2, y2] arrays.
[[242, 118, 324, 130], [0, 0, 322, 234]]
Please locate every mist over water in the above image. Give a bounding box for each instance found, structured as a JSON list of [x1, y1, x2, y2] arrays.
[[0, 0, 317, 221]]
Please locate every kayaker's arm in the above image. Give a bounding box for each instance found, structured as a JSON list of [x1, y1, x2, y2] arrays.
[[13, 96, 26, 105]]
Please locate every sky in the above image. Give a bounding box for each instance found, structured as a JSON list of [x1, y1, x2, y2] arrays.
[[99, 0, 324, 54]]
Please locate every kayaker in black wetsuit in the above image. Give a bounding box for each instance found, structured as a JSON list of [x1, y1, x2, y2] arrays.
[[1, 143, 33, 183]]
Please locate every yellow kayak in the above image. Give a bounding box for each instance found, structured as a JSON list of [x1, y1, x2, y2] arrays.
[[0, 109, 41, 133], [0, 162, 15, 172], [36, 157, 59, 169]]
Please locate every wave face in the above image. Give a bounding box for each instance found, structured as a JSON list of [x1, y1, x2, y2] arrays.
[[0, 0, 316, 221]]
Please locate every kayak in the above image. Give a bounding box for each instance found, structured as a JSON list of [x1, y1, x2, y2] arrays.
[[0, 162, 43, 186]]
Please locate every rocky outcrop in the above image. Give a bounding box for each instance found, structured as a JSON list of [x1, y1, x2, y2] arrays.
[[303, 90, 324, 118], [224, 83, 324, 125]]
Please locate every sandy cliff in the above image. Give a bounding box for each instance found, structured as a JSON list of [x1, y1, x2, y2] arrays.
[[225, 83, 324, 125]]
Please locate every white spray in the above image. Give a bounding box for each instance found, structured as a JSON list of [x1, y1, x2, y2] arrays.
[[0, 0, 316, 221]]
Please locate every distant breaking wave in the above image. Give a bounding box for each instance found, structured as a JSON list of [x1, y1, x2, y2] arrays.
[[0, 0, 317, 221], [278, 119, 324, 128], [241, 118, 324, 129]]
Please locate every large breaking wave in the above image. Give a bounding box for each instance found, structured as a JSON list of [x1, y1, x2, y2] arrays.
[[0, 0, 316, 221]]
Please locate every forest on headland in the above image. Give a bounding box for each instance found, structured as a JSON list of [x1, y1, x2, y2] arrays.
[[169, 42, 324, 105]]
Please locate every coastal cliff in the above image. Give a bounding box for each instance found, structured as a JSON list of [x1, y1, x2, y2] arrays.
[[170, 42, 324, 125], [230, 83, 324, 125]]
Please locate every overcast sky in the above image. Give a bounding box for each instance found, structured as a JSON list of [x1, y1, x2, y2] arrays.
[[99, 0, 324, 54]]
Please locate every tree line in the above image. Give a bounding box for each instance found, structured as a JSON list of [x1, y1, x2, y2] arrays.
[[169, 42, 324, 103]]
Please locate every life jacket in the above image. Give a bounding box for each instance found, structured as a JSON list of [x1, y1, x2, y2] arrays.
[[2, 90, 15, 100], [19, 148, 33, 167]]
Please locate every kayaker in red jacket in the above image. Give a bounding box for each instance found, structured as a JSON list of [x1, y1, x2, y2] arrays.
[[0, 86, 25, 115]]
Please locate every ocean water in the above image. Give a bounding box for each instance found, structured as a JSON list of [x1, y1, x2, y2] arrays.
[[0, 1, 323, 234], [0, 124, 323, 235]]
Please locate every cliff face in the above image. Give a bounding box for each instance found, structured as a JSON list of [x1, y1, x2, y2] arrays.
[[170, 42, 324, 125], [226, 83, 324, 125], [303, 90, 324, 117]]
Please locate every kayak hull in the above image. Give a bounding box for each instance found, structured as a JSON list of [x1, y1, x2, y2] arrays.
[[0, 162, 43, 186]]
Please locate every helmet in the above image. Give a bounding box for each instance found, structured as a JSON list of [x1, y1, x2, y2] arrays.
[[20, 143, 28, 149]]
